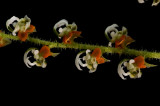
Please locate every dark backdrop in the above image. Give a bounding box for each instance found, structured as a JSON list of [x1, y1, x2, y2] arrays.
[[0, 0, 160, 83]]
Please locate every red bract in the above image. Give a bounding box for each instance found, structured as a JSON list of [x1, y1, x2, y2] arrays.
[[39, 46, 52, 58], [134, 56, 146, 68], [115, 35, 134, 49], [63, 31, 81, 44], [91, 48, 105, 64], [18, 25, 35, 42]]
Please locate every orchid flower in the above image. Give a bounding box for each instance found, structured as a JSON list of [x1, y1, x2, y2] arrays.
[[54, 19, 78, 38], [53, 19, 81, 44], [118, 56, 156, 80], [75, 48, 110, 73], [24, 46, 59, 68], [105, 24, 134, 48], [6, 15, 35, 41]]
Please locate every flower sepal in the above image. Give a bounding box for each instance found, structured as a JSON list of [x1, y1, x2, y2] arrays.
[[145, 62, 157, 68]]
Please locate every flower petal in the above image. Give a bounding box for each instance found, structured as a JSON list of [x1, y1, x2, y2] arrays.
[[6, 16, 20, 32], [41, 60, 47, 68], [75, 51, 87, 70], [152, 0, 160, 6], [105, 24, 118, 41], [89, 68, 97, 73], [12, 25, 20, 36], [54, 19, 68, 33], [24, 49, 36, 68], [137, 68, 142, 78], [118, 61, 130, 80], [71, 22, 77, 31], [24, 15, 31, 31], [93, 61, 98, 69]]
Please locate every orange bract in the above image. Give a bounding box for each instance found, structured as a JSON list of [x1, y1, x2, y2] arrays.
[[96, 58, 105, 64], [39, 46, 52, 58], [26, 25, 35, 33], [17, 25, 35, 42], [62, 31, 81, 44], [63, 32, 72, 44], [91, 48, 102, 58], [91, 48, 105, 64], [115, 35, 134, 49], [115, 35, 126, 48], [134, 56, 146, 68], [18, 31, 28, 42]]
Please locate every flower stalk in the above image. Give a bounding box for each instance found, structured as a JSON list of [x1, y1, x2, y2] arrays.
[[1, 32, 160, 60]]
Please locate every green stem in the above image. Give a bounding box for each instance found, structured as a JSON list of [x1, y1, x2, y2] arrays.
[[1, 32, 160, 59]]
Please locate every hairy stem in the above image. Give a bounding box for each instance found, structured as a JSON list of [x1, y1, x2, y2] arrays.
[[1, 32, 160, 59]]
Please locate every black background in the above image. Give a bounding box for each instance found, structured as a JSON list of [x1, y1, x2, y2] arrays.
[[1, 0, 160, 104], [0, 0, 160, 84]]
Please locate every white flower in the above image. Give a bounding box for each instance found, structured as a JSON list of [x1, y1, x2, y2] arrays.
[[6, 15, 31, 36], [75, 49, 98, 73], [118, 59, 142, 80], [138, 0, 145, 3], [152, 0, 160, 6], [105, 24, 129, 47], [24, 48, 47, 68], [53, 19, 77, 38]]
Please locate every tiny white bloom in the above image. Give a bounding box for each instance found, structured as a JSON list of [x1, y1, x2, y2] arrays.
[[118, 59, 143, 80], [24, 48, 47, 68], [75, 49, 99, 73], [6, 15, 31, 36], [54, 19, 78, 38], [138, 0, 145, 3]]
